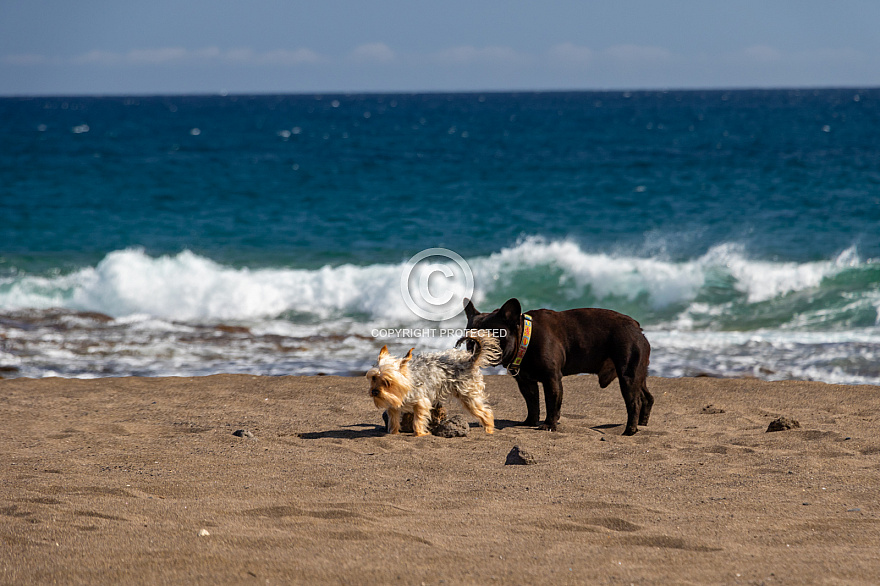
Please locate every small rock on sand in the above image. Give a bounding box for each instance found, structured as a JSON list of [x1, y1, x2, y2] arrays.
[[232, 429, 254, 438], [431, 414, 470, 438], [767, 418, 800, 432], [505, 445, 538, 465]]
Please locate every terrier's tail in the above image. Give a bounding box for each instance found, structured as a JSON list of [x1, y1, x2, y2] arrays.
[[455, 331, 502, 372]]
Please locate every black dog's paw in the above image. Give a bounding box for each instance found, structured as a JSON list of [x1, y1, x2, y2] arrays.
[[537, 422, 558, 432], [622, 427, 639, 436], [520, 417, 540, 427]]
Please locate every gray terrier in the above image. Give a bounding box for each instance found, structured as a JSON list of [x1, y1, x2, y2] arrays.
[[366, 332, 500, 436]]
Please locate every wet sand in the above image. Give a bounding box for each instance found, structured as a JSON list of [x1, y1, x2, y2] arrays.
[[2, 374, 879, 584]]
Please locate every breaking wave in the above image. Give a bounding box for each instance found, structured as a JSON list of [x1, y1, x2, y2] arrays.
[[1, 238, 876, 331]]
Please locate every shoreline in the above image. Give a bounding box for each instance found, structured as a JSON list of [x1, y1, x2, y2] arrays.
[[3, 374, 879, 584]]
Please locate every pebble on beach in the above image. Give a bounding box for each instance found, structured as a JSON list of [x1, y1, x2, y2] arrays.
[[767, 417, 800, 432], [505, 445, 538, 465], [431, 414, 470, 438]]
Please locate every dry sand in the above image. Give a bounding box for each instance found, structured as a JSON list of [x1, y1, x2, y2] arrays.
[[2, 374, 879, 584]]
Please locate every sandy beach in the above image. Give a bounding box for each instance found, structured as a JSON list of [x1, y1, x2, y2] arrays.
[[2, 373, 879, 584]]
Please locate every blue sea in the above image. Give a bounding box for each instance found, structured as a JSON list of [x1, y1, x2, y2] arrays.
[[2, 89, 880, 383]]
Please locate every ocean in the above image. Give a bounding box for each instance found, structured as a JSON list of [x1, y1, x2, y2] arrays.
[[2, 89, 880, 383]]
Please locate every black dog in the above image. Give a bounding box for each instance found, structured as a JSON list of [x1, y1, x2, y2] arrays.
[[464, 298, 653, 435]]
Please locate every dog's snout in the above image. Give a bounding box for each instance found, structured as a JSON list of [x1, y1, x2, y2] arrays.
[[370, 388, 380, 397]]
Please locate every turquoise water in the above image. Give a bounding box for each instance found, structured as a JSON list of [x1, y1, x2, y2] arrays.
[[2, 89, 880, 381]]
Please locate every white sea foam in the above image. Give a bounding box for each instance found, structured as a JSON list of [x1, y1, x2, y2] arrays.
[[473, 236, 704, 308], [647, 328, 880, 384], [700, 242, 858, 303], [63, 249, 408, 323], [0, 240, 869, 327], [473, 237, 859, 315]]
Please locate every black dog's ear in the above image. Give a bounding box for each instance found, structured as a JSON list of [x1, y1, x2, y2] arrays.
[[499, 298, 522, 323], [463, 298, 478, 320]]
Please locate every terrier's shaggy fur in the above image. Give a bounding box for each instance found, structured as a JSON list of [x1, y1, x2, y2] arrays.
[[366, 333, 500, 436]]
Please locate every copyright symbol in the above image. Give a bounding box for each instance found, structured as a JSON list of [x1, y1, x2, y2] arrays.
[[400, 248, 474, 321]]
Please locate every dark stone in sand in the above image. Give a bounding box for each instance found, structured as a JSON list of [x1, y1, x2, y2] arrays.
[[215, 324, 251, 335], [767, 417, 800, 432], [74, 311, 115, 323], [431, 415, 470, 438], [0, 365, 20, 374], [232, 429, 254, 438], [701, 404, 725, 414], [505, 445, 538, 465]]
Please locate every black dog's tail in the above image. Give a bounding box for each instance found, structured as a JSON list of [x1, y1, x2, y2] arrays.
[[455, 331, 502, 371]]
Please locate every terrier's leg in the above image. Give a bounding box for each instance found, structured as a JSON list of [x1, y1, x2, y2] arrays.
[[387, 407, 402, 434], [411, 400, 432, 437], [458, 387, 495, 434]]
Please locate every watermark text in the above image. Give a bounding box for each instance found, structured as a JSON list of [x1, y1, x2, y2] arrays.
[[371, 328, 507, 339]]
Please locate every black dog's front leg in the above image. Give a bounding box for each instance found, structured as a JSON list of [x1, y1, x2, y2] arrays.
[[514, 376, 540, 426], [538, 375, 563, 431]]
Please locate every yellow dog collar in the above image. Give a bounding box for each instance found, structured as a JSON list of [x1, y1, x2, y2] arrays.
[[507, 314, 532, 376]]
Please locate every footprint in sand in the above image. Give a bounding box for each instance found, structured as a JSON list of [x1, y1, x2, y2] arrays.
[[621, 534, 721, 552], [74, 510, 128, 522]]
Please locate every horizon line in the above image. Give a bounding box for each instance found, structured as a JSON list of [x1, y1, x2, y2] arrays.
[[2, 84, 878, 100]]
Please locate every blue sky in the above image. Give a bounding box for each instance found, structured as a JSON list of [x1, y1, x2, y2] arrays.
[[2, 1, 879, 95]]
